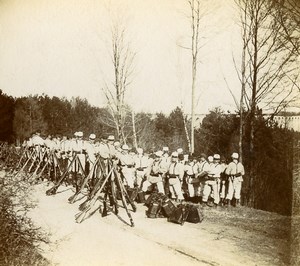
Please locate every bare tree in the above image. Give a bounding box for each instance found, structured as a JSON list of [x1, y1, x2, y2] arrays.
[[234, 0, 299, 207], [235, 0, 298, 151], [182, 0, 211, 154], [102, 20, 135, 143]]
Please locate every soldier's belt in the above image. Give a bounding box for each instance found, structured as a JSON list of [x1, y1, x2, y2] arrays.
[[136, 167, 146, 171], [123, 165, 134, 168], [74, 151, 85, 154], [169, 174, 179, 178], [187, 174, 195, 178], [150, 173, 159, 177]]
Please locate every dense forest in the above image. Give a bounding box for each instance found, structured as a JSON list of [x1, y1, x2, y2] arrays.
[[0, 90, 297, 215]]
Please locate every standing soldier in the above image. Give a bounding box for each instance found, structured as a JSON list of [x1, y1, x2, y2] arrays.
[[185, 154, 200, 203], [141, 151, 165, 194], [197, 153, 210, 201], [134, 148, 149, 188], [225, 153, 245, 207], [219, 156, 228, 206], [119, 144, 135, 188], [168, 152, 185, 202], [160, 147, 171, 195], [201, 155, 220, 207], [85, 134, 97, 173]]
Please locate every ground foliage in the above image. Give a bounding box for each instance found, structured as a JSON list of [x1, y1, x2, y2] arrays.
[[0, 170, 49, 266]]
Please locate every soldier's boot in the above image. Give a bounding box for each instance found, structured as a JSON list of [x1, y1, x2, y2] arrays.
[[219, 198, 224, 206], [224, 199, 230, 206], [235, 199, 240, 207]]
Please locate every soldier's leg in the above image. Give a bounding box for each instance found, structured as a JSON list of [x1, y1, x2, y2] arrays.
[[156, 181, 165, 195], [202, 182, 211, 203], [142, 180, 151, 192], [225, 178, 234, 201], [212, 181, 220, 204], [187, 182, 195, 197], [136, 171, 144, 187], [172, 179, 184, 200], [233, 179, 242, 205]]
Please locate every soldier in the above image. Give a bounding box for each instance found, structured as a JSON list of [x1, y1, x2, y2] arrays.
[[160, 146, 171, 195], [168, 151, 185, 202], [219, 156, 228, 206], [134, 148, 149, 188], [71, 131, 86, 174], [185, 154, 200, 202], [201, 155, 220, 207], [225, 152, 245, 207], [85, 133, 97, 173], [141, 151, 165, 194], [119, 144, 135, 188], [197, 153, 210, 200]]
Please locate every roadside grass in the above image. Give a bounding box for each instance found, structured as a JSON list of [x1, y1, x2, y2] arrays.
[[0, 169, 50, 266]]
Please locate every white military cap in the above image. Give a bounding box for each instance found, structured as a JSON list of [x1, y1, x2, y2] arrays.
[[77, 131, 83, 137], [231, 152, 239, 159], [171, 151, 179, 158], [137, 148, 143, 154], [162, 146, 169, 152], [108, 135, 115, 141], [208, 156, 214, 162], [155, 151, 163, 157], [177, 148, 183, 154], [89, 134, 96, 140], [114, 141, 120, 147], [122, 144, 129, 150], [213, 154, 220, 160], [74, 132, 79, 137]]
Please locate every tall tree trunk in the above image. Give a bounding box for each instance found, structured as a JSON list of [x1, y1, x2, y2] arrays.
[[132, 111, 138, 149]]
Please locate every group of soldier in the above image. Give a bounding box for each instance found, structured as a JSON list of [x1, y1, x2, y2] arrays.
[[24, 130, 245, 207]]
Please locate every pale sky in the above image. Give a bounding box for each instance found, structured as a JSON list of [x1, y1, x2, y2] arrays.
[[0, 0, 242, 114]]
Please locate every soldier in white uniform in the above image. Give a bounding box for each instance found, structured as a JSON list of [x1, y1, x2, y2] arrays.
[[185, 155, 200, 201], [168, 152, 185, 201], [201, 155, 221, 207], [225, 153, 245, 207], [160, 147, 171, 195], [141, 151, 165, 194], [134, 148, 150, 187], [85, 134, 97, 172], [219, 156, 228, 205], [197, 153, 210, 199], [119, 144, 135, 188], [71, 131, 86, 174]]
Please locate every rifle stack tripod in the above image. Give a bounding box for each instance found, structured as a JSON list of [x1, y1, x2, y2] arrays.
[[3, 145, 136, 227], [46, 154, 137, 227]]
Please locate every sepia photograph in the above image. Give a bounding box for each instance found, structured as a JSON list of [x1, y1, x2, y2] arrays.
[[0, 0, 299, 265]]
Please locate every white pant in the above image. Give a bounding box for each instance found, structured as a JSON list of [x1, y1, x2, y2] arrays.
[[169, 177, 184, 200], [142, 177, 165, 194], [226, 177, 242, 200], [186, 177, 200, 197], [136, 170, 146, 187], [202, 180, 220, 204], [121, 167, 135, 188], [219, 180, 226, 199]]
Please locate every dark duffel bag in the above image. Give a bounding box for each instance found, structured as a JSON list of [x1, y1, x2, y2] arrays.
[[126, 187, 139, 202], [136, 190, 146, 203], [167, 204, 189, 225], [161, 199, 176, 218], [186, 204, 204, 223], [145, 192, 163, 207], [146, 202, 162, 218]]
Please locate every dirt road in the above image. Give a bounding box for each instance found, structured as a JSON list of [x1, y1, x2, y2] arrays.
[[28, 183, 291, 266]]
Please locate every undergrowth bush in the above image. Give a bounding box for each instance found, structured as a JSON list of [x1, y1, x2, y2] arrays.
[[0, 171, 49, 266]]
